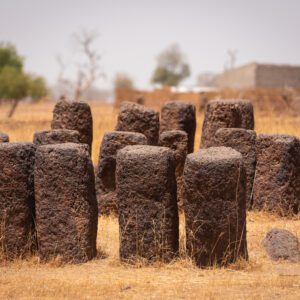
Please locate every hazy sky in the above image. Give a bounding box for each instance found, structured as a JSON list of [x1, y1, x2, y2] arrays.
[[1, 0, 300, 89]]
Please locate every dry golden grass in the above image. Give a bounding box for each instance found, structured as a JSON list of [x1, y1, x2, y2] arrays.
[[0, 102, 300, 299]]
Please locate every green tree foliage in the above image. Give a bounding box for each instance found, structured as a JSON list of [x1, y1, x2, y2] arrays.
[[0, 43, 23, 72], [151, 44, 190, 87], [0, 43, 47, 117]]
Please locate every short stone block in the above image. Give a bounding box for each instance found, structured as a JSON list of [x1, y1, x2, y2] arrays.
[[116, 145, 179, 263], [34, 143, 98, 263], [183, 147, 248, 266]]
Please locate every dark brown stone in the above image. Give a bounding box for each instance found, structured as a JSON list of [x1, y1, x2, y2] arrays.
[[183, 147, 248, 267], [0, 143, 36, 259], [252, 134, 300, 215], [115, 102, 159, 145], [262, 228, 300, 262], [0, 132, 9, 143], [116, 145, 179, 263], [213, 128, 257, 209], [34, 143, 98, 263], [96, 131, 147, 215], [33, 129, 80, 146], [51, 100, 93, 153], [160, 101, 196, 153], [158, 130, 188, 209], [200, 99, 254, 148]]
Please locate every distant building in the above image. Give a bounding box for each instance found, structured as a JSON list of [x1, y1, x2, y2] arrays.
[[216, 63, 300, 89]]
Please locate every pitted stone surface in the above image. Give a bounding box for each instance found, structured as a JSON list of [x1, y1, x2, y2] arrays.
[[115, 102, 159, 145], [0, 132, 9, 142], [96, 131, 147, 215], [51, 100, 93, 153], [183, 147, 248, 267], [213, 128, 256, 209], [160, 101, 196, 153], [34, 143, 98, 263], [33, 129, 80, 146], [262, 228, 300, 262], [158, 130, 188, 208], [0, 143, 36, 259], [252, 134, 300, 215], [116, 145, 179, 263], [200, 99, 254, 148]]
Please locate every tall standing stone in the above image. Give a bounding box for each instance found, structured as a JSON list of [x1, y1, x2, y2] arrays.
[[51, 100, 93, 153], [0, 143, 36, 259], [0, 132, 9, 142], [158, 130, 188, 208], [252, 134, 300, 215], [115, 102, 159, 145], [200, 99, 254, 148], [34, 143, 98, 263], [213, 128, 256, 209], [183, 147, 248, 267], [96, 131, 148, 215], [116, 145, 179, 263], [33, 129, 80, 146], [160, 101, 196, 153]]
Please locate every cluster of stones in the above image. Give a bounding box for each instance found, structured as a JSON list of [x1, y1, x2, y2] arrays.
[[0, 100, 98, 263], [200, 99, 254, 148], [2, 96, 300, 268], [201, 99, 300, 215]]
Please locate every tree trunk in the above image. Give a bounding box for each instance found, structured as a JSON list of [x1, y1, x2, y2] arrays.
[[7, 99, 19, 118]]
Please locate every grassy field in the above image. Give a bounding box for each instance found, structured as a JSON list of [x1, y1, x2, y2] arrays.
[[0, 102, 300, 299]]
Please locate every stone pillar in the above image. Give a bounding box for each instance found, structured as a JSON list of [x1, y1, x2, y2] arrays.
[[0, 143, 36, 259], [96, 131, 147, 215], [33, 129, 80, 146], [158, 130, 188, 208], [252, 134, 300, 215], [0, 132, 9, 142], [116, 145, 179, 263], [51, 100, 93, 153], [160, 101, 196, 153], [200, 99, 254, 148], [213, 128, 256, 209], [115, 102, 159, 145], [183, 147, 248, 267], [34, 143, 98, 263]]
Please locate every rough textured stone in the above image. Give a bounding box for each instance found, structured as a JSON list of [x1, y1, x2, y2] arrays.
[[183, 147, 248, 267], [116, 145, 179, 263], [262, 228, 300, 262], [158, 130, 188, 208], [34, 143, 98, 263], [96, 131, 148, 215], [115, 102, 159, 145], [160, 101, 196, 153], [33, 129, 80, 146], [51, 100, 93, 153], [0, 143, 36, 259], [0, 132, 9, 142], [252, 134, 300, 215], [213, 128, 256, 209], [200, 99, 254, 148]]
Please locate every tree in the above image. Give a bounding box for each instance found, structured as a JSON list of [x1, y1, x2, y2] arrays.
[[57, 29, 104, 100], [0, 43, 47, 117], [151, 44, 190, 87], [0, 43, 23, 71], [114, 73, 134, 90]]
